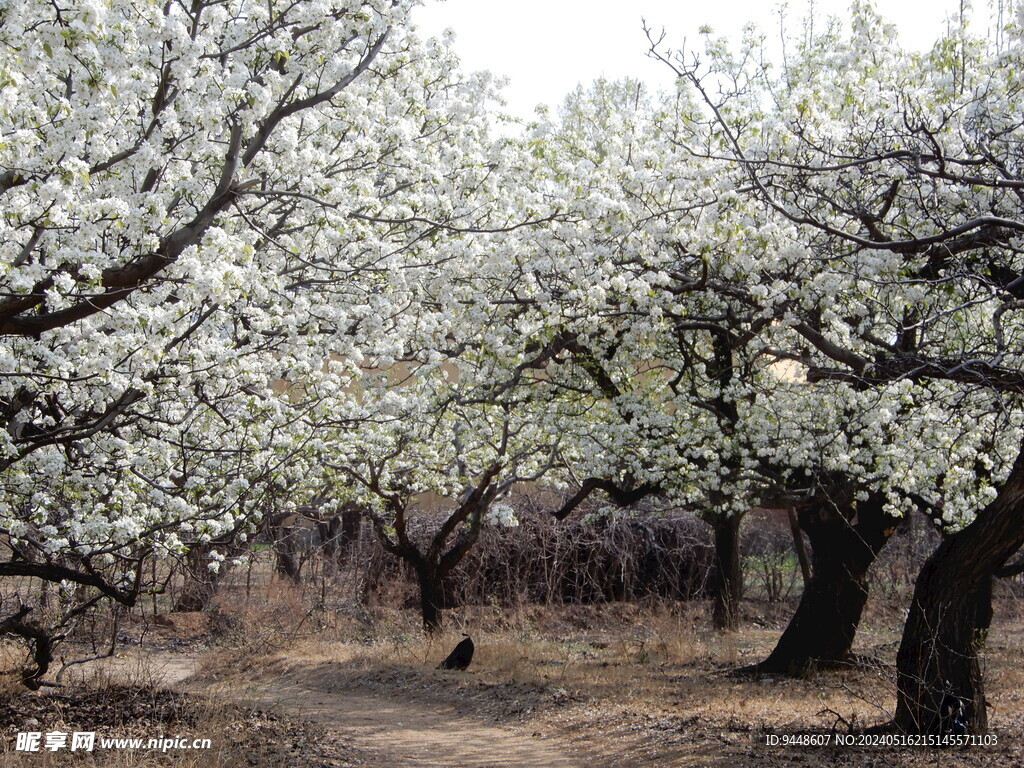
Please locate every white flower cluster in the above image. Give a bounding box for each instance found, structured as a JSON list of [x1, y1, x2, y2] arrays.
[[484, 503, 520, 528], [2, 0, 1023, 625]]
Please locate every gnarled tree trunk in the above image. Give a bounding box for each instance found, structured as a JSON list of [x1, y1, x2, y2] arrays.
[[755, 494, 899, 674], [893, 443, 1024, 734], [0, 606, 54, 690], [415, 560, 446, 634], [362, 462, 505, 634]]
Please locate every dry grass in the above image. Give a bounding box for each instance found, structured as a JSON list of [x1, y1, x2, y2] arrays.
[[0, 643, 362, 768], [5, 566, 1023, 767], [198, 591, 1024, 767]]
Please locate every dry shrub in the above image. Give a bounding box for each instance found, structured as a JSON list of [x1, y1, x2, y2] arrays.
[[868, 513, 942, 599], [740, 512, 802, 602], [327, 503, 716, 612]]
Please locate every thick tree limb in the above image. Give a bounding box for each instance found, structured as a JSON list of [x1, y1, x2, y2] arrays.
[[808, 356, 1024, 395], [552, 477, 662, 520], [0, 561, 137, 606]]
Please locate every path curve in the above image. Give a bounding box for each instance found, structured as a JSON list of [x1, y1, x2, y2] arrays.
[[96, 649, 584, 767], [252, 670, 585, 768]]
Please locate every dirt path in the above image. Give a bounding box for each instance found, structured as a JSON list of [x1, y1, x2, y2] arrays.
[[96, 650, 201, 686], [98, 650, 584, 767], [246, 669, 585, 768]]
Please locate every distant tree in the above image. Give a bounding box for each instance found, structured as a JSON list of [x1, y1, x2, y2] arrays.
[[308, 346, 568, 631]]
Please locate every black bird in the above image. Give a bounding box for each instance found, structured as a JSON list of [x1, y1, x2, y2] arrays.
[[437, 634, 474, 670], [939, 691, 969, 735]]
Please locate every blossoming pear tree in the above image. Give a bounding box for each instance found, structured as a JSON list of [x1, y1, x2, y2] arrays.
[[302, 359, 572, 632], [498, 46, 1013, 672], [663, 0, 1024, 733], [0, 0, 528, 683]]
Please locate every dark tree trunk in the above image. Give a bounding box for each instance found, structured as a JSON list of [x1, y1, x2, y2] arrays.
[[337, 507, 361, 562], [0, 606, 54, 689], [318, 507, 362, 566], [893, 444, 1024, 734], [416, 561, 445, 633], [361, 462, 501, 635], [755, 495, 899, 674], [711, 513, 744, 631], [275, 545, 301, 582], [786, 503, 812, 587], [316, 517, 340, 560]]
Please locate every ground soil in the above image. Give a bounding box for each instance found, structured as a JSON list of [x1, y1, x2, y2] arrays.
[[4, 596, 1024, 767], [203, 596, 1024, 767]]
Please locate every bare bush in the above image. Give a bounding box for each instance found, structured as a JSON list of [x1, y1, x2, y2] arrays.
[[868, 515, 942, 600], [293, 498, 714, 613], [741, 512, 801, 603]]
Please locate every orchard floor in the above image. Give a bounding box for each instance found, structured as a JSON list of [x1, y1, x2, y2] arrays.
[[4, 593, 1024, 767]]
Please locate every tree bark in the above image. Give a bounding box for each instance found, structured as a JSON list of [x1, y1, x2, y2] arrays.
[[893, 443, 1024, 734], [269, 514, 303, 584], [0, 607, 53, 690], [360, 461, 503, 635], [318, 508, 362, 565], [711, 513, 744, 631], [415, 561, 445, 633], [786, 502, 812, 587], [755, 495, 899, 674]]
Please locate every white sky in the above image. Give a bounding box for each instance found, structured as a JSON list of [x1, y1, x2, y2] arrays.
[[413, 0, 997, 120]]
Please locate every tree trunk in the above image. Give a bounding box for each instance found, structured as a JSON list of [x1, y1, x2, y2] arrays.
[[416, 561, 445, 633], [269, 515, 303, 584], [0, 607, 54, 690], [711, 513, 743, 631], [316, 516, 340, 561], [786, 502, 812, 587], [337, 507, 362, 563], [755, 495, 898, 674], [317, 507, 362, 567], [893, 443, 1024, 734]]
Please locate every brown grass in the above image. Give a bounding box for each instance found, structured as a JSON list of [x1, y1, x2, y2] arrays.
[[199, 591, 1024, 767], [6, 565, 1023, 767], [0, 646, 360, 768]]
